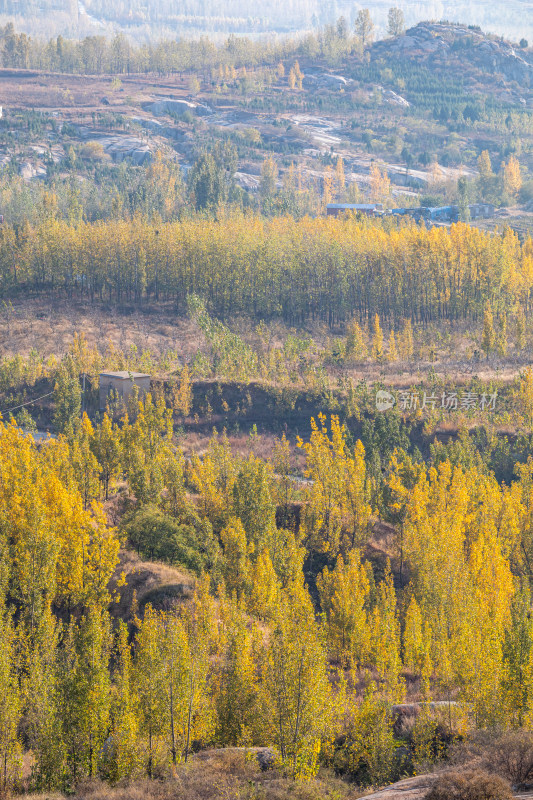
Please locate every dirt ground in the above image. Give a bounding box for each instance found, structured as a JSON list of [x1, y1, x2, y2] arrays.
[[0, 297, 203, 366], [0, 68, 190, 113], [1, 296, 530, 388]]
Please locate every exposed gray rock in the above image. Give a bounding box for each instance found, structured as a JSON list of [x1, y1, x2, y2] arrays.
[[98, 135, 152, 165], [144, 98, 213, 116], [382, 89, 410, 107], [257, 748, 277, 771]]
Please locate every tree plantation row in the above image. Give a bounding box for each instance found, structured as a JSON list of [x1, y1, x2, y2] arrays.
[[2, 390, 533, 793], [0, 13, 394, 75], [0, 214, 532, 325]]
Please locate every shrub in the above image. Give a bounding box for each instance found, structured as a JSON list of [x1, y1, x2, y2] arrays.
[[80, 141, 106, 160], [485, 730, 533, 787], [123, 504, 220, 576], [425, 770, 513, 800], [452, 730, 533, 789]]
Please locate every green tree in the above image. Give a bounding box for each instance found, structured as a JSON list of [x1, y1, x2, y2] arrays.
[[92, 412, 122, 500], [22, 604, 64, 791], [53, 357, 81, 433], [457, 177, 471, 223], [57, 608, 112, 783], [188, 141, 238, 210], [232, 454, 277, 555], [260, 156, 278, 203]]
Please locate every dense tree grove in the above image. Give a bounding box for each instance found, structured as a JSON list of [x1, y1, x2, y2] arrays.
[[0, 213, 531, 326], [1, 394, 533, 793]]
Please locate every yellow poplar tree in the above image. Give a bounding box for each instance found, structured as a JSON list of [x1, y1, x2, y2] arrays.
[[220, 518, 253, 598], [372, 314, 384, 361], [215, 603, 259, 745], [388, 330, 398, 362], [481, 301, 495, 360], [0, 611, 21, 796], [317, 551, 371, 665], [336, 157, 346, 194], [504, 155, 522, 197], [399, 318, 414, 360], [371, 564, 404, 701], [345, 318, 367, 360], [262, 590, 330, 778]]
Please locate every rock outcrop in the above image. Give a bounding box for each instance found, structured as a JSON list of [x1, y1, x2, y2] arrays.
[[373, 22, 533, 92]]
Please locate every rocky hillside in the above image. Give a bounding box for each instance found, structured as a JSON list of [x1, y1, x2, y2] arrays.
[[372, 22, 533, 104]]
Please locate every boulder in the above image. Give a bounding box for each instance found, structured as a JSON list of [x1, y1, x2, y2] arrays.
[[257, 748, 277, 771]]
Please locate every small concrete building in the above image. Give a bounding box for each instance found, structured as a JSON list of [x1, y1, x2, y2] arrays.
[[469, 203, 495, 220], [99, 371, 151, 411], [326, 203, 383, 217]]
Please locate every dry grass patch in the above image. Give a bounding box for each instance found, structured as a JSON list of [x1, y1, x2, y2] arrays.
[[109, 549, 195, 620]]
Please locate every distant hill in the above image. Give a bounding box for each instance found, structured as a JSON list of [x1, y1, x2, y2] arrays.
[[0, 0, 531, 43], [371, 21, 533, 102]]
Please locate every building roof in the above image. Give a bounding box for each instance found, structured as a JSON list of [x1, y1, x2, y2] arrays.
[[99, 371, 151, 380], [327, 203, 382, 210]]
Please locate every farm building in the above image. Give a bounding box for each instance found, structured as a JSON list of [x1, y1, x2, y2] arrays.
[[469, 203, 495, 220], [99, 371, 151, 411], [326, 203, 383, 217]]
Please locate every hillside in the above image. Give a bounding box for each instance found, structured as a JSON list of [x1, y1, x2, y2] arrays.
[[372, 21, 533, 102], [0, 18, 532, 236]]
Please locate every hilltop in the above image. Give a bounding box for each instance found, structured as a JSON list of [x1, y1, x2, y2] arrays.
[[372, 21, 533, 103]]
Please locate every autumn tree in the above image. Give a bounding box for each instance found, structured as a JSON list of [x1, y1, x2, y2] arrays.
[[215, 602, 259, 745], [317, 551, 371, 665], [355, 9, 374, 46], [108, 622, 140, 782], [272, 432, 296, 529], [260, 155, 278, 202], [482, 302, 496, 360], [133, 606, 167, 778], [478, 150, 494, 200], [262, 590, 330, 777], [70, 412, 99, 508], [220, 518, 253, 598], [372, 314, 384, 361], [370, 163, 390, 203], [232, 454, 277, 555], [172, 364, 193, 418], [0, 611, 21, 796], [504, 156, 522, 198], [53, 356, 81, 433], [92, 412, 122, 500], [388, 330, 398, 362], [387, 7, 405, 37], [57, 608, 112, 782], [336, 157, 346, 195], [323, 166, 334, 205], [345, 318, 367, 360]]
